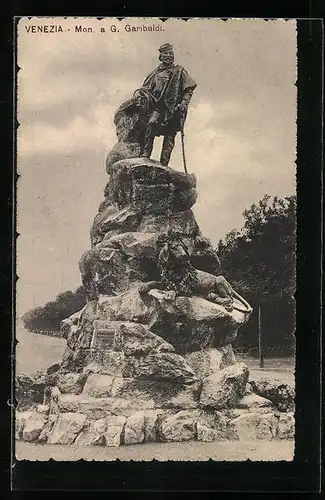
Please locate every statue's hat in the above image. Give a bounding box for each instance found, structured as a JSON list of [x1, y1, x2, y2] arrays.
[[159, 43, 173, 53]]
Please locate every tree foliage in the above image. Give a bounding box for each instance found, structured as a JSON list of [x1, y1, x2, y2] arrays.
[[22, 286, 86, 332], [217, 195, 296, 352], [218, 194, 296, 299]]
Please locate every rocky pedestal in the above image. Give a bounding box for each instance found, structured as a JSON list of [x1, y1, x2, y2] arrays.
[[16, 158, 295, 446]]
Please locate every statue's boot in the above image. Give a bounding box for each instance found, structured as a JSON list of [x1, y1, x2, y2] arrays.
[[160, 133, 176, 166], [141, 123, 155, 158]]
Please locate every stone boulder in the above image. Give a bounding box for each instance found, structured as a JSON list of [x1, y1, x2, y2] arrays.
[[123, 411, 145, 445], [82, 374, 114, 398], [57, 372, 88, 395], [105, 415, 126, 447], [200, 362, 249, 409], [38, 414, 58, 443], [159, 410, 197, 442], [278, 412, 295, 439], [110, 377, 200, 410], [122, 352, 196, 383], [250, 378, 295, 412], [91, 288, 250, 354], [196, 424, 224, 442], [47, 412, 87, 445], [16, 410, 47, 441], [16, 372, 50, 410], [90, 203, 143, 246], [236, 393, 274, 410], [56, 393, 153, 419], [143, 410, 159, 442], [75, 418, 107, 446], [22, 417, 47, 442], [184, 345, 236, 379], [228, 412, 279, 441], [107, 158, 197, 213], [196, 409, 230, 441]]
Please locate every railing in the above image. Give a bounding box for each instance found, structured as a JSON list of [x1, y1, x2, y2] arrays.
[[234, 345, 295, 358]]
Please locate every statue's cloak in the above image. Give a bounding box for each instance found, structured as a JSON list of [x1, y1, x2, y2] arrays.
[[141, 64, 197, 133]]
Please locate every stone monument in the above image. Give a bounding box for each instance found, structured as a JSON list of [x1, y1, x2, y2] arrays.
[[15, 46, 295, 447]]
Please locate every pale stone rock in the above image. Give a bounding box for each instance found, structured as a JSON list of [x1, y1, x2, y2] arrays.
[[122, 352, 196, 384], [57, 372, 87, 395], [197, 423, 221, 442], [124, 411, 145, 445], [143, 410, 159, 442], [278, 413, 295, 439], [105, 415, 126, 447], [22, 417, 47, 442], [167, 382, 201, 409], [250, 378, 295, 412], [38, 414, 58, 443], [236, 393, 274, 409], [200, 362, 249, 409], [225, 407, 275, 419], [184, 348, 223, 378], [75, 418, 107, 446], [36, 404, 50, 414], [57, 394, 152, 419], [229, 412, 279, 441], [101, 351, 125, 376], [15, 416, 24, 440], [245, 383, 253, 395], [47, 413, 87, 444], [110, 377, 199, 410], [82, 374, 114, 398], [118, 321, 175, 356], [160, 410, 197, 442]]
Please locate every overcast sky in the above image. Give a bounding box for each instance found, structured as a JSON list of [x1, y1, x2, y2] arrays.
[[16, 17, 297, 316]]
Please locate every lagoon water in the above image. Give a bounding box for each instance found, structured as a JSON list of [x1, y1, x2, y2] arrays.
[[15, 321, 66, 374]]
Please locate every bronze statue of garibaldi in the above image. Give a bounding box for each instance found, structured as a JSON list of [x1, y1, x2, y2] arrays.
[[132, 43, 197, 166]]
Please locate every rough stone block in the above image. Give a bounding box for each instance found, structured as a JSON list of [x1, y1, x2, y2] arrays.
[[200, 362, 249, 409], [236, 393, 274, 410], [160, 410, 197, 442], [75, 418, 107, 446], [105, 415, 126, 447], [124, 411, 145, 445], [57, 394, 154, 419], [184, 348, 223, 378], [228, 412, 279, 441], [196, 423, 221, 442], [82, 374, 114, 398], [22, 417, 47, 442], [122, 352, 196, 383], [57, 372, 88, 395], [250, 378, 295, 412], [143, 410, 159, 442], [48, 412, 87, 444], [278, 412, 295, 439]]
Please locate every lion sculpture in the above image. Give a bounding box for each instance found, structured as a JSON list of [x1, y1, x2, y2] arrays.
[[139, 232, 252, 313]]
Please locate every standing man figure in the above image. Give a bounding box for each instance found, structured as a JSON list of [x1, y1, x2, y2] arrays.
[[133, 43, 197, 166]]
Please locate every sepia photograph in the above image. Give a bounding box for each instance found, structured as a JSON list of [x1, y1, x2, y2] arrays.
[[15, 17, 297, 462]]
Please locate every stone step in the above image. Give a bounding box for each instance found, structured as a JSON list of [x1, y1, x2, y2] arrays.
[[55, 393, 155, 419]]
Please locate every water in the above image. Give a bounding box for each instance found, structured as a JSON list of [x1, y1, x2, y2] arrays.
[[15, 322, 66, 375]]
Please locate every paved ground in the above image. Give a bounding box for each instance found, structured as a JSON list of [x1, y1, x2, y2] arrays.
[[15, 439, 294, 462]]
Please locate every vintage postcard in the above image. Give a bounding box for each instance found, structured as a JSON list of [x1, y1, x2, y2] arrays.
[[15, 17, 297, 462]]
